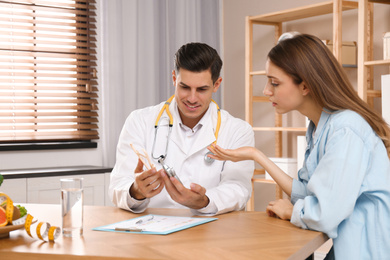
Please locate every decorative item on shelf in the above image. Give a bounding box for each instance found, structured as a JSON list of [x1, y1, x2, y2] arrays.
[[322, 40, 357, 67], [278, 31, 300, 42], [384, 32, 390, 60], [265, 157, 297, 180], [382, 74, 390, 125]]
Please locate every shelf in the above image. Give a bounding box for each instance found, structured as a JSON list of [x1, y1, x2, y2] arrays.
[[357, 0, 389, 103], [253, 96, 269, 102], [369, 0, 390, 4], [367, 90, 381, 98], [364, 59, 390, 66], [250, 70, 266, 76], [249, 1, 358, 24], [253, 178, 276, 184], [252, 127, 307, 132], [252, 169, 276, 184], [254, 169, 265, 175], [245, 0, 363, 210]]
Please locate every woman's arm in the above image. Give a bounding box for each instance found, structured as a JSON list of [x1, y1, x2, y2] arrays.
[[208, 145, 294, 196], [252, 148, 293, 196]]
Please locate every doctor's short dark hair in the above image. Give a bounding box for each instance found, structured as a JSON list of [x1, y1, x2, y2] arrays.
[[174, 42, 222, 83]]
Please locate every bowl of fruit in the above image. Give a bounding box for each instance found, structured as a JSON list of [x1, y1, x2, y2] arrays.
[[0, 204, 28, 238], [0, 175, 29, 238]]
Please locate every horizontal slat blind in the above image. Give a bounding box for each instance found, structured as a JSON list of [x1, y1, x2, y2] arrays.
[[0, 0, 98, 142]]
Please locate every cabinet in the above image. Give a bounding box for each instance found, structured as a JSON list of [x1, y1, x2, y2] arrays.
[[357, 0, 390, 105], [0, 166, 113, 206], [27, 174, 105, 205], [2, 174, 112, 206], [245, 0, 359, 211], [0, 179, 27, 203]]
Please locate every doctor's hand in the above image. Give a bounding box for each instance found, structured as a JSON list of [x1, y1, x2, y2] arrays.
[[161, 171, 209, 209], [266, 199, 293, 220], [207, 144, 257, 162], [130, 159, 165, 200]]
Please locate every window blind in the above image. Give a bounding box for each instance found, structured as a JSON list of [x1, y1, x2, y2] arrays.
[[0, 0, 98, 143]]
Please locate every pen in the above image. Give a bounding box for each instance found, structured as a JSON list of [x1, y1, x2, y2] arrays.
[[115, 227, 144, 232], [135, 215, 154, 225]]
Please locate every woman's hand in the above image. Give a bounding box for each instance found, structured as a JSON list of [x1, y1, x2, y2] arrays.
[[207, 144, 257, 162], [266, 199, 293, 220]]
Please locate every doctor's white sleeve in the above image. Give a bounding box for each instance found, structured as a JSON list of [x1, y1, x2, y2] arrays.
[[108, 110, 151, 213]]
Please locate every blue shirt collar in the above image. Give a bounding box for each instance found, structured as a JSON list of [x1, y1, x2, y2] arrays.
[[307, 109, 333, 145]]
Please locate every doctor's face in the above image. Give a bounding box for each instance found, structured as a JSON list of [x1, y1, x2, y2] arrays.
[[173, 68, 221, 129]]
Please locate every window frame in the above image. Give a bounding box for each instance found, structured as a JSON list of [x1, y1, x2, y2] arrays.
[[0, 0, 98, 150]]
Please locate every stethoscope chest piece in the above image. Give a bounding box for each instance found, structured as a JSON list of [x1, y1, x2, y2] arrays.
[[204, 151, 215, 164]]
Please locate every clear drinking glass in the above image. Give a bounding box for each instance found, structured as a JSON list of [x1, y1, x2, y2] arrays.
[[60, 178, 84, 237]]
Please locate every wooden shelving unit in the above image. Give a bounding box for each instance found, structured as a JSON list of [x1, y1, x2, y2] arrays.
[[245, 0, 359, 211], [357, 0, 390, 106]]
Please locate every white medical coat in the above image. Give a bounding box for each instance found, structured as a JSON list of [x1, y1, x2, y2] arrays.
[[108, 99, 255, 215]]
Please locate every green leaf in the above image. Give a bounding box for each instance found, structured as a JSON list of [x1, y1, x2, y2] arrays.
[[16, 205, 27, 218]]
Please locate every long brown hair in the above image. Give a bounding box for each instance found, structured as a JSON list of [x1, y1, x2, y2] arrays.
[[268, 34, 390, 157]]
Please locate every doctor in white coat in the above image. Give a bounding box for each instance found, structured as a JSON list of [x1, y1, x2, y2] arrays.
[[109, 42, 254, 215]]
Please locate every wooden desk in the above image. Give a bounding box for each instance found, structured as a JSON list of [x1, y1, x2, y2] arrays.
[[0, 204, 328, 260]]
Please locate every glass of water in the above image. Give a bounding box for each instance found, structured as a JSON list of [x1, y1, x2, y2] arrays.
[[60, 178, 84, 237]]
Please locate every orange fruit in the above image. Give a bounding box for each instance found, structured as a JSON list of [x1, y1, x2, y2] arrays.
[[0, 206, 7, 227], [1, 203, 19, 220]]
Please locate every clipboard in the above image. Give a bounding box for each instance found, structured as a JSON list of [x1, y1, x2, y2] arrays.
[[92, 214, 217, 235]]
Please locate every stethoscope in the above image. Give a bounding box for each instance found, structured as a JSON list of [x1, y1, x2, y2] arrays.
[[151, 95, 221, 165]]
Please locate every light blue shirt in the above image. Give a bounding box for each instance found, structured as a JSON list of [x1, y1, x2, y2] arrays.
[[290, 110, 390, 259]]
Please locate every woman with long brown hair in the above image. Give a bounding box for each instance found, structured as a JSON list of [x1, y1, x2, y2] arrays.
[[208, 34, 390, 259]]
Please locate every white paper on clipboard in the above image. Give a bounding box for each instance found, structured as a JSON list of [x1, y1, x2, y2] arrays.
[[93, 214, 217, 235]]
